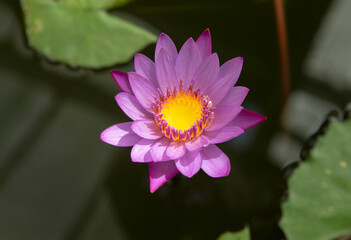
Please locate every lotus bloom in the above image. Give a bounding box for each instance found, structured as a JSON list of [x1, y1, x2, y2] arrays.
[[101, 29, 266, 192]]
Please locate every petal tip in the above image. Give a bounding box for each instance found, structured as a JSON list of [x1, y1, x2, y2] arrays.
[[239, 86, 250, 95], [224, 165, 231, 177], [196, 29, 212, 58], [149, 176, 162, 193], [255, 112, 267, 122], [187, 37, 195, 44], [110, 70, 124, 77], [149, 182, 159, 193], [159, 32, 168, 38], [100, 131, 106, 142], [100, 127, 111, 143], [110, 70, 130, 92], [148, 161, 179, 193], [134, 53, 142, 59], [157, 33, 173, 45], [182, 169, 197, 178], [198, 28, 211, 39], [183, 173, 193, 178], [130, 149, 141, 163], [114, 93, 119, 101], [110, 70, 118, 80], [236, 56, 244, 63], [149, 177, 164, 193]]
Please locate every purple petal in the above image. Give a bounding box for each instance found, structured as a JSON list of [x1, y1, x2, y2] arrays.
[[228, 109, 266, 130], [175, 150, 202, 178], [131, 120, 163, 140], [196, 29, 212, 60], [155, 49, 179, 95], [175, 38, 201, 87], [128, 72, 159, 111], [204, 126, 244, 144], [206, 57, 243, 106], [149, 161, 179, 193], [201, 145, 231, 178], [219, 57, 243, 80], [100, 122, 141, 147], [185, 135, 209, 152], [134, 53, 158, 87], [207, 105, 243, 131], [150, 138, 171, 162], [218, 86, 249, 107], [166, 141, 186, 159], [110, 71, 132, 94], [115, 93, 152, 121], [193, 53, 219, 91], [155, 33, 178, 63], [130, 139, 155, 162]]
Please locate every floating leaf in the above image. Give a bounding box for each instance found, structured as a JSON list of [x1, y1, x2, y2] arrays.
[[21, 0, 157, 68], [281, 118, 351, 240], [217, 227, 250, 240]]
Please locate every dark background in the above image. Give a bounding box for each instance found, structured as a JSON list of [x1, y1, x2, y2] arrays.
[[0, 0, 350, 239]]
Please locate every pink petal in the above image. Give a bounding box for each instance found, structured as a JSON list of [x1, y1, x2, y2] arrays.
[[175, 38, 201, 88], [166, 141, 186, 159], [115, 93, 152, 121], [196, 28, 212, 60], [149, 161, 179, 193], [100, 122, 141, 147], [228, 109, 266, 130], [155, 49, 179, 95], [207, 105, 243, 131], [134, 53, 158, 87], [131, 120, 163, 140], [175, 150, 202, 178], [218, 86, 249, 107], [193, 53, 219, 91], [201, 145, 231, 178], [206, 57, 243, 106], [128, 72, 158, 111], [110, 71, 132, 94], [130, 139, 155, 162], [204, 126, 244, 144], [150, 138, 171, 162], [219, 56, 243, 80], [155, 33, 178, 63], [185, 135, 209, 152]]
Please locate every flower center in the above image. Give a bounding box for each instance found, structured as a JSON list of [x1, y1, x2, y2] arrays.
[[151, 82, 214, 141]]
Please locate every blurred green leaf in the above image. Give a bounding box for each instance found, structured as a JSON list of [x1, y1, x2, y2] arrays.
[[58, 0, 133, 9], [281, 119, 351, 240], [21, 0, 156, 68], [217, 227, 250, 240]]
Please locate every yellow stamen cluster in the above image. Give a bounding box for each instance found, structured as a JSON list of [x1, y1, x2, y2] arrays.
[[151, 82, 213, 141]]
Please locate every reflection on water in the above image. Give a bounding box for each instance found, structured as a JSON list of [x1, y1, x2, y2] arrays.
[[306, 0, 351, 92]]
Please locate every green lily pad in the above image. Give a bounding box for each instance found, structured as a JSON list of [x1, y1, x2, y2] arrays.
[[281, 118, 351, 240], [21, 0, 157, 68], [217, 227, 250, 240]]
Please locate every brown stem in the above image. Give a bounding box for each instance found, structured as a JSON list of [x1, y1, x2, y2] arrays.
[[274, 0, 290, 134], [274, 0, 290, 108]]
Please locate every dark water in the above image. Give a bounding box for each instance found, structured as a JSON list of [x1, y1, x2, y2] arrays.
[[0, 0, 349, 239]]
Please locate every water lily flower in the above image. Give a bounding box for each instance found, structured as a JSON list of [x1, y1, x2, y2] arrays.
[[101, 29, 266, 192]]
